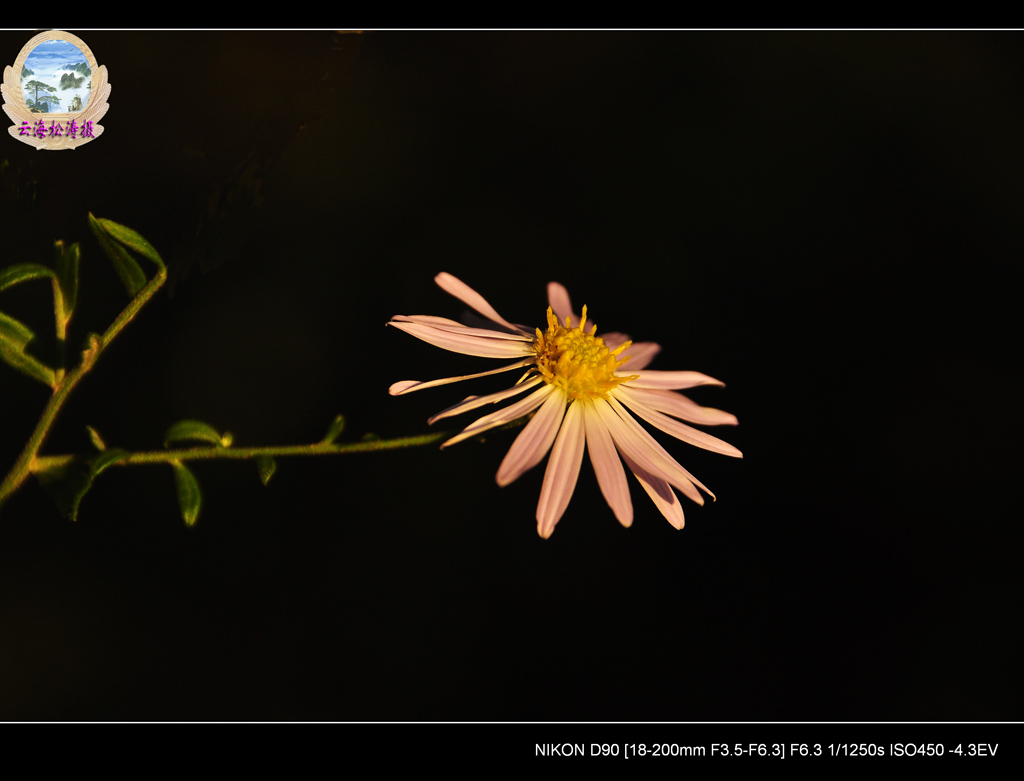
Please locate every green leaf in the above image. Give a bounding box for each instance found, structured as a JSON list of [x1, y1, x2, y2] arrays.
[[55, 241, 80, 318], [321, 414, 346, 444], [0, 262, 56, 292], [94, 218, 165, 271], [88, 213, 147, 297], [34, 449, 128, 521], [0, 310, 56, 386], [171, 461, 201, 527], [0, 342, 56, 386], [86, 426, 106, 451], [256, 456, 277, 486], [0, 309, 34, 349], [164, 419, 225, 448], [91, 448, 130, 476], [34, 457, 92, 521]]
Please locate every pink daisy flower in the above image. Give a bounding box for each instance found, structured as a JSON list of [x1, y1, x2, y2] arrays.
[[388, 273, 741, 538]]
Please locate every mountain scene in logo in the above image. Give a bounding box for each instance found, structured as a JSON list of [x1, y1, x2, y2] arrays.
[[21, 38, 91, 114]]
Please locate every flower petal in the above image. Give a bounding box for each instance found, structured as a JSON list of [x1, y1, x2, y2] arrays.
[[583, 400, 633, 528], [536, 400, 586, 538], [389, 358, 535, 396], [389, 320, 536, 359], [626, 370, 726, 390], [547, 282, 604, 331], [599, 332, 630, 349], [428, 376, 544, 424], [618, 385, 738, 426], [495, 389, 567, 486], [442, 384, 554, 448], [615, 341, 661, 371], [390, 315, 533, 341], [614, 387, 742, 458], [595, 396, 709, 505], [435, 272, 527, 334], [547, 282, 575, 325], [390, 314, 462, 326], [618, 450, 685, 529]]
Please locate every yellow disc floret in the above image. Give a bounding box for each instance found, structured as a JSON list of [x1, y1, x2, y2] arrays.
[[533, 306, 637, 400]]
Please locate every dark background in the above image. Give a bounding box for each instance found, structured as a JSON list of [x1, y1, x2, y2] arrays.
[[0, 31, 1019, 721]]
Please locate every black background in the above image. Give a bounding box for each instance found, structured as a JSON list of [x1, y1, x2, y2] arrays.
[[0, 31, 1019, 724]]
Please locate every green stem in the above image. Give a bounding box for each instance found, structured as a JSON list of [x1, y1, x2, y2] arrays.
[[0, 269, 165, 509], [31, 430, 453, 473]]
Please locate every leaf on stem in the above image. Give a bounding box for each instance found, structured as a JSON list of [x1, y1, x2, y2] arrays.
[[256, 455, 277, 486], [88, 213, 147, 298], [54, 240, 80, 320], [0, 309, 33, 349], [86, 425, 107, 451], [92, 448, 130, 476], [0, 309, 56, 387], [164, 419, 227, 448], [171, 461, 201, 527], [34, 448, 129, 521], [321, 414, 346, 444], [0, 262, 56, 292], [93, 218, 165, 272]]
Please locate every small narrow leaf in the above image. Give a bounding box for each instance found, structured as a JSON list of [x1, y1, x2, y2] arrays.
[[94, 218, 166, 271], [0, 313, 56, 386], [256, 456, 277, 486], [55, 241, 80, 318], [321, 414, 346, 444], [34, 456, 93, 521], [0, 309, 34, 349], [0, 345, 56, 386], [33, 449, 128, 521], [164, 419, 225, 448], [88, 213, 147, 298], [91, 448, 129, 476], [171, 461, 201, 527], [0, 262, 56, 292], [86, 426, 107, 451]]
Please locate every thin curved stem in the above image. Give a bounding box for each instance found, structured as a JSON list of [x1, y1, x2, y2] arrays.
[[29, 414, 533, 475], [31, 430, 453, 474], [0, 270, 166, 509]]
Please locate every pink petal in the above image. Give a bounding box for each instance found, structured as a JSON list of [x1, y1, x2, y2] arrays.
[[596, 397, 710, 505], [391, 314, 463, 326], [583, 400, 633, 528], [618, 449, 685, 529], [389, 358, 535, 396], [599, 332, 630, 349], [435, 273, 527, 334], [615, 341, 661, 371], [536, 400, 586, 538], [495, 389, 567, 486], [627, 370, 726, 390], [618, 386, 738, 426], [547, 282, 575, 325], [613, 387, 742, 458], [389, 320, 535, 359], [547, 283, 604, 331], [390, 315, 533, 341], [428, 376, 544, 424], [442, 384, 555, 448]]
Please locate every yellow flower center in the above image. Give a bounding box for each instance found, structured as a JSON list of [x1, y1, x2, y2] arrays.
[[533, 305, 636, 400]]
